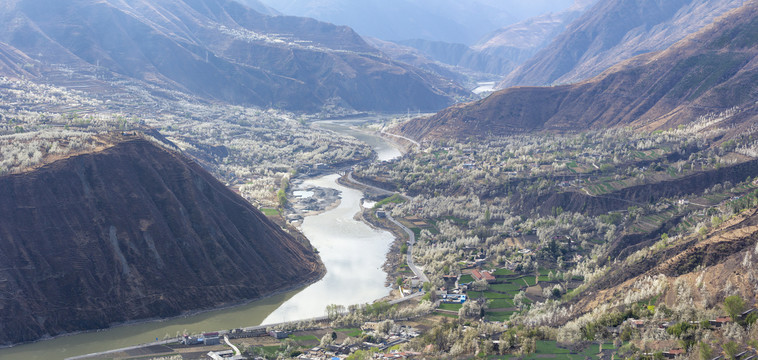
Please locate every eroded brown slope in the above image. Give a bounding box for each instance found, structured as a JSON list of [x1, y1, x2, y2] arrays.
[[571, 206, 758, 318], [0, 137, 323, 345], [398, 2, 758, 141]]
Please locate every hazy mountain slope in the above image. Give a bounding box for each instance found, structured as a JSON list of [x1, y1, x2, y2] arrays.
[[232, 0, 280, 16], [371, 1, 593, 78], [364, 37, 474, 86], [0, 0, 465, 112], [0, 136, 323, 345], [472, 2, 592, 69], [0, 42, 37, 78], [397, 39, 516, 76], [396, 2, 758, 141], [258, 0, 574, 44], [500, 0, 744, 87]]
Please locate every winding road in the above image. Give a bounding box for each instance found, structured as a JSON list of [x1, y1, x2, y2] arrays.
[[345, 172, 426, 283], [387, 214, 428, 283]]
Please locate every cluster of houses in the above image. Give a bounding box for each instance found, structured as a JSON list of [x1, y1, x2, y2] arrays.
[[182, 332, 222, 346], [470, 269, 495, 283], [296, 348, 421, 360], [629, 308, 758, 359], [295, 325, 420, 360], [207, 349, 246, 360]]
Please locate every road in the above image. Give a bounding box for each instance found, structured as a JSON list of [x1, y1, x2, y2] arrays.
[[380, 129, 420, 148], [346, 172, 410, 201], [346, 172, 427, 284], [224, 335, 241, 356], [386, 214, 428, 283]]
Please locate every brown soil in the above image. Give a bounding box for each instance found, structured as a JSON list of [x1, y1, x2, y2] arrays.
[[0, 138, 324, 345]]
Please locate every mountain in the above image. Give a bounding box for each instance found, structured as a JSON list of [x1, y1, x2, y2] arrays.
[[471, 1, 593, 73], [233, 0, 280, 16], [396, 39, 516, 77], [570, 199, 758, 323], [364, 37, 475, 86], [500, 0, 744, 88], [257, 0, 575, 45], [0, 135, 323, 345], [367, 1, 593, 79], [396, 2, 758, 141], [0, 42, 37, 79], [0, 0, 465, 112]]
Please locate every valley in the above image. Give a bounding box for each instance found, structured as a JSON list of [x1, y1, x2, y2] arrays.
[[1, 0, 758, 359]]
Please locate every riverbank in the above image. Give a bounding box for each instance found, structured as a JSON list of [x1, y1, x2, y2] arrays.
[[260, 174, 395, 325]]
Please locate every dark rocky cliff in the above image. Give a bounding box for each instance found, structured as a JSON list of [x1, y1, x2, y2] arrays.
[[0, 137, 323, 345]]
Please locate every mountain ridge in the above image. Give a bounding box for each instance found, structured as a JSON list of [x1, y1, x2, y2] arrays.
[[499, 0, 744, 88], [396, 2, 758, 141], [0, 0, 466, 112], [0, 135, 324, 345]]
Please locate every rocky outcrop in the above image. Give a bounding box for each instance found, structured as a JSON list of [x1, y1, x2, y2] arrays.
[[0, 137, 323, 345]]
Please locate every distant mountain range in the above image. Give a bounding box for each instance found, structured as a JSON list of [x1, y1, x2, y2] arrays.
[[255, 0, 575, 45], [0, 136, 323, 345], [386, 2, 592, 78], [0, 0, 467, 112], [500, 0, 744, 87], [396, 2, 758, 140]]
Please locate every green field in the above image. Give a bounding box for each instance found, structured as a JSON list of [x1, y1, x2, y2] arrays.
[[492, 268, 516, 276], [487, 298, 514, 309], [438, 303, 463, 311], [288, 334, 319, 342], [373, 194, 405, 208], [260, 208, 280, 216], [484, 311, 514, 322], [459, 274, 474, 283], [433, 311, 459, 319], [498, 341, 618, 359], [489, 283, 522, 292]]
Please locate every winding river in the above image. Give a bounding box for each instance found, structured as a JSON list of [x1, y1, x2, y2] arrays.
[[0, 120, 401, 360]]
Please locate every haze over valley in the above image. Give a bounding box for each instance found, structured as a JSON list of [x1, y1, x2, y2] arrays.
[[1, 0, 758, 359]]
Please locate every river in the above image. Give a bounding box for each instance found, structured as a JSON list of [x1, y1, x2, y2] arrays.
[[0, 121, 400, 360]]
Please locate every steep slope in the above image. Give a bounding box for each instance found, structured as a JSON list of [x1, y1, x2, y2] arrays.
[[500, 0, 743, 88], [397, 39, 516, 76], [364, 1, 593, 81], [397, 2, 758, 141], [233, 0, 280, 16], [468, 0, 594, 75], [0, 0, 465, 112], [364, 37, 473, 86], [0, 41, 37, 78], [0, 136, 323, 345], [570, 204, 758, 321]]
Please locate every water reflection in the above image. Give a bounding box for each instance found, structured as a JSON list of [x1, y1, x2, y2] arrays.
[[262, 174, 394, 323]]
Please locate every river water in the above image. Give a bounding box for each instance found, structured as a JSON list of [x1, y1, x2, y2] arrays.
[[0, 121, 400, 360]]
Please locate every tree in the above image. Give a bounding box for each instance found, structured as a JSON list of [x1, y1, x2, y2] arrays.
[[723, 295, 745, 322], [320, 333, 333, 347], [698, 341, 712, 360], [519, 336, 536, 355], [723, 341, 739, 359]]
